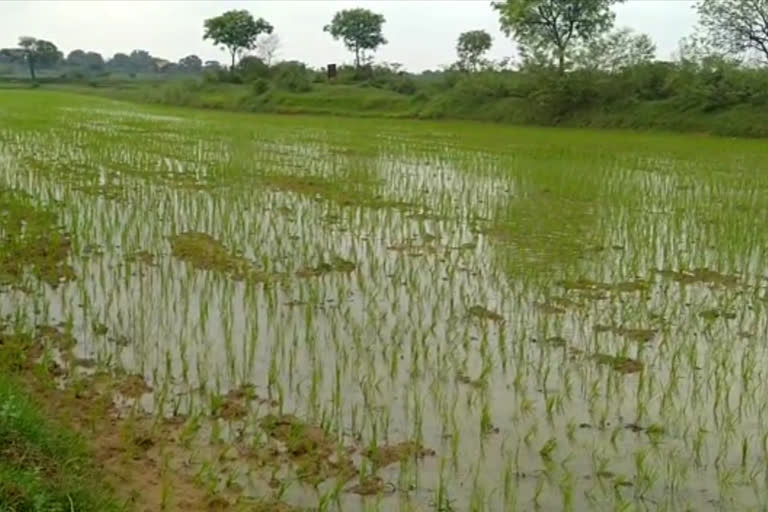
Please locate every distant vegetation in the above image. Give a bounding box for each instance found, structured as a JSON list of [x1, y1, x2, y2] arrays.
[[2, 0, 768, 137]]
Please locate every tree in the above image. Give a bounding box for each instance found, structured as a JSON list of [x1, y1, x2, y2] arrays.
[[178, 54, 203, 72], [108, 52, 132, 71], [129, 50, 154, 72], [255, 33, 281, 65], [203, 10, 274, 70], [492, 0, 622, 73], [577, 27, 656, 72], [324, 8, 387, 69], [84, 52, 105, 71], [204, 60, 223, 71], [68, 50, 104, 71], [457, 30, 493, 71], [238, 55, 269, 77], [697, 0, 768, 63], [14, 37, 61, 81], [66, 49, 87, 66]]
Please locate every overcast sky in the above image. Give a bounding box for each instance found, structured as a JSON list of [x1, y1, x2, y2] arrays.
[[1, 1, 698, 70]]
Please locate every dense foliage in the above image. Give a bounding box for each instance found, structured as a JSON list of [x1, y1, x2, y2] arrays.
[[2, 1, 768, 136]]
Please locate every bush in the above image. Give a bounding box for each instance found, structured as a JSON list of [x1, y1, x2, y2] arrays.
[[272, 61, 312, 92], [252, 78, 269, 96], [238, 56, 270, 82]]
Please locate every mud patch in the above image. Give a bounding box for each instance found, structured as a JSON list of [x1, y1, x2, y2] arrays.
[[468, 305, 504, 322], [260, 414, 357, 485], [347, 475, 395, 496], [699, 308, 737, 321], [558, 278, 649, 294], [296, 256, 356, 278], [125, 250, 155, 266], [655, 268, 741, 288], [0, 187, 75, 287], [594, 325, 657, 343], [170, 231, 272, 282], [364, 441, 436, 468], [590, 353, 643, 374]]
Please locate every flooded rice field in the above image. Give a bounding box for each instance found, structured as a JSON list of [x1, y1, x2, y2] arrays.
[[2, 90, 768, 511]]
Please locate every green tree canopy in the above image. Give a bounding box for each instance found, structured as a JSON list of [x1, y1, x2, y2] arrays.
[[324, 8, 387, 69], [108, 52, 132, 71], [203, 10, 274, 70], [12, 37, 61, 81], [457, 30, 493, 71], [577, 27, 656, 72], [67, 50, 104, 71], [128, 50, 154, 72], [697, 0, 768, 63], [492, 0, 623, 73], [178, 54, 203, 72]]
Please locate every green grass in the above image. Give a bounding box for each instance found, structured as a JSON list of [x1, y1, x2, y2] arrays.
[[34, 76, 768, 138], [0, 375, 120, 512]]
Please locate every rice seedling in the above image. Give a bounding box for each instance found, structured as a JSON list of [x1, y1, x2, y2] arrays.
[[1, 88, 768, 510]]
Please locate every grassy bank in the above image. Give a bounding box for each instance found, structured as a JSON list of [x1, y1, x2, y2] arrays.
[[0, 373, 120, 511], [32, 76, 768, 139], [0, 186, 119, 511]]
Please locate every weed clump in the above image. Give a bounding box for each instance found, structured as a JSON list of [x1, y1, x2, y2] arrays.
[[0, 188, 75, 287], [170, 231, 270, 281]]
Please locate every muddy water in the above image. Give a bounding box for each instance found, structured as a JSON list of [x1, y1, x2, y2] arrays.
[[2, 95, 768, 511]]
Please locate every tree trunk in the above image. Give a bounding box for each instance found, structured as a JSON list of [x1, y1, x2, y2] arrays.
[[355, 46, 360, 70], [230, 51, 236, 71], [557, 49, 565, 75], [27, 56, 36, 82]]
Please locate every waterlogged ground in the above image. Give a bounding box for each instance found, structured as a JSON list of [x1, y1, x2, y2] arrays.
[[2, 90, 768, 511]]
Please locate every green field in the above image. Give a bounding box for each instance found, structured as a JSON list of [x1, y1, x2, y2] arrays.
[[2, 89, 768, 511]]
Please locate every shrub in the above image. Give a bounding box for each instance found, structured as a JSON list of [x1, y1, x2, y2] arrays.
[[238, 56, 270, 82], [272, 61, 312, 92], [252, 78, 269, 96]]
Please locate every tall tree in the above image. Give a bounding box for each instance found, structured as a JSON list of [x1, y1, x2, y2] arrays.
[[203, 10, 274, 70], [178, 54, 203, 72], [492, 0, 622, 73], [68, 50, 104, 71], [129, 50, 154, 72], [66, 49, 87, 66], [577, 27, 656, 71], [84, 52, 105, 71], [697, 0, 768, 63], [14, 37, 61, 81], [324, 8, 387, 69], [457, 30, 493, 71]]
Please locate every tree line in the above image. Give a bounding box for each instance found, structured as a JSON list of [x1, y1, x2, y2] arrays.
[[199, 1, 768, 72], [2, 0, 767, 98], [0, 42, 223, 80]]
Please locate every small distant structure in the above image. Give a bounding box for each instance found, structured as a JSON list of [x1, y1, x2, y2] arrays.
[[327, 63, 337, 80]]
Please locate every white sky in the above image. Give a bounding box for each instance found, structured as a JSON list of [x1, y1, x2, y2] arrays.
[[0, 1, 698, 70]]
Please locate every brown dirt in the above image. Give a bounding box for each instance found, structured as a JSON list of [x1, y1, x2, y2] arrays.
[[260, 414, 357, 485], [364, 441, 436, 468], [346, 475, 394, 496], [17, 373, 214, 511], [0, 325, 295, 511]]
